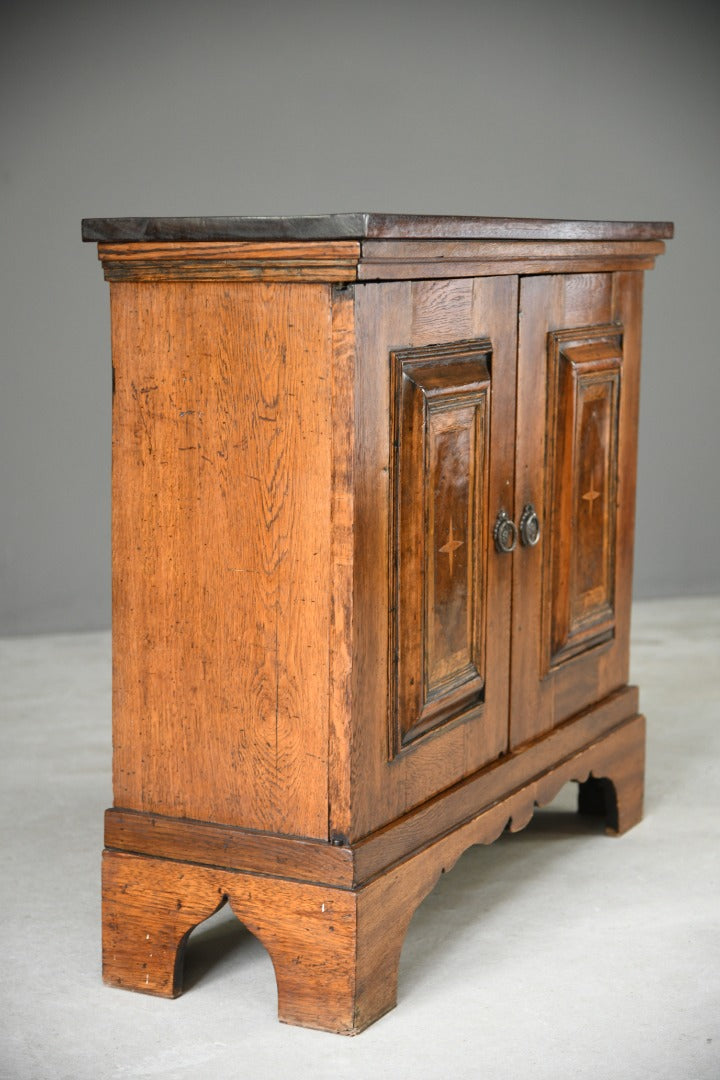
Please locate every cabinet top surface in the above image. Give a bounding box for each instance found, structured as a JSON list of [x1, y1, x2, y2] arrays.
[[82, 212, 673, 244]]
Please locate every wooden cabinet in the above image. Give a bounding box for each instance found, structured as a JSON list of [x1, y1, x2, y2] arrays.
[[84, 213, 671, 1034]]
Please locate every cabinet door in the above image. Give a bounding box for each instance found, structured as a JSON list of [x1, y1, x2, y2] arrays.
[[511, 273, 643, 747], [346, 277, 517, 841]]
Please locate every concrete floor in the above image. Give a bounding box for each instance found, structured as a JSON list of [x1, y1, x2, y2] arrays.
[[0, 597, 718, 1080]]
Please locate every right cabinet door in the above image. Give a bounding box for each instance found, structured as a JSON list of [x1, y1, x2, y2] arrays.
[[510, 272, 644, 748]]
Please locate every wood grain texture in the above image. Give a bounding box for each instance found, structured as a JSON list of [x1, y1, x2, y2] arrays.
[[327, 286, 356, 842], [608, 272, 644, 696], [99, 241, 360, 282], [545, 327, 623, 669], [352, 685, 639, 884], [102, 714, 644, 1031], [84, 215, 372, 242], [82, 213, 673, 244], [104, 685, 637, 889], [350, 277, 517, 841], [102, 850, 227, 997], [510, 273, 639, 748], [111, 281, 333, 836], [102, 849, 360, 1031], [390, 340, 492, 750], [92, 233, 669, 289], [362, 215, 672, 242], [358, 239, 665, 280], [104, 808, 355, 887], [102, 848, 413, 1034]]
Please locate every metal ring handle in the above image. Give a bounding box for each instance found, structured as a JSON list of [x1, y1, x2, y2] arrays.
[[493, 510, 518, 554], [519, 503, 541, 547]]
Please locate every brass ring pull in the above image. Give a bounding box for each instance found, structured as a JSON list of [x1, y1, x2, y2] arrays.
[[493, 510, 518, 554], [520, 503, 541, 547]]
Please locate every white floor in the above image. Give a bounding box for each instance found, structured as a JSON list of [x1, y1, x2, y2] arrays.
[[0, 597, 718, 1080]]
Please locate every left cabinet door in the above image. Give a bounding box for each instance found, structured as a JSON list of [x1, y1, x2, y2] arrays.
[[346, 277, 518, 842]]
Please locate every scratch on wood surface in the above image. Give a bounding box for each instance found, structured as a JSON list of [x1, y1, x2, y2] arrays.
[[130, 380, 154, 452]]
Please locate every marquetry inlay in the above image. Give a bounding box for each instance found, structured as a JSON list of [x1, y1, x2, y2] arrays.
[[390, 338, 492, 753], [439, 519, 464, 576], [581, 482, 601, 518], [544, 324, 623, 671]]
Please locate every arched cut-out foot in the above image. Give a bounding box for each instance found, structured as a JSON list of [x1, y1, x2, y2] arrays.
[[577, 716, 645, 834], [102, 849, 227, 997], [101, 848, 419, 1033]]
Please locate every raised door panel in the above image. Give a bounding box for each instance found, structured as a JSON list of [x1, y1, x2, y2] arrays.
[[511, 273, 643, 748], [391, 341, 491, 750], [545, 327, 622, 669], [345, 277, 518, 843]]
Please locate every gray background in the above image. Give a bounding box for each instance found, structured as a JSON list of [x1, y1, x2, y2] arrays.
[[1, 0, 718, 635]]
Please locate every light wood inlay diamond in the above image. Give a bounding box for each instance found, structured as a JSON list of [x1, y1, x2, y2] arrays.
[[439, 519, 464, 576]]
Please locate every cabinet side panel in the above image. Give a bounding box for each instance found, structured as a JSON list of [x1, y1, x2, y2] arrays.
[[111, 281, 332, 837]]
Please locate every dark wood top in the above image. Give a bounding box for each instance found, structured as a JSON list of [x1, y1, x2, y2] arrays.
[[82, 213, 673, 244]]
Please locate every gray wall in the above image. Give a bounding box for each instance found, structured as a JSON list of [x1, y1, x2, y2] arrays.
[[1, 0, 718, 635]]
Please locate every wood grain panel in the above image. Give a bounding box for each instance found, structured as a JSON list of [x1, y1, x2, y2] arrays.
[[410, 278, 475, 339], [545, 327, 623, 669], [111, 281, 332, 836], [390, 341, 491, 750], [328, 285, 356, 842]]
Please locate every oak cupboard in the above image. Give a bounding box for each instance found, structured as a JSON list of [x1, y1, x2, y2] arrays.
[[83, 213, 672, 1034]]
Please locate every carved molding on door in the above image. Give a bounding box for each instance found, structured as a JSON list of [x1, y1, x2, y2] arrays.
[[389, 339, 492, 755], [543, 324, 623, 674]]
